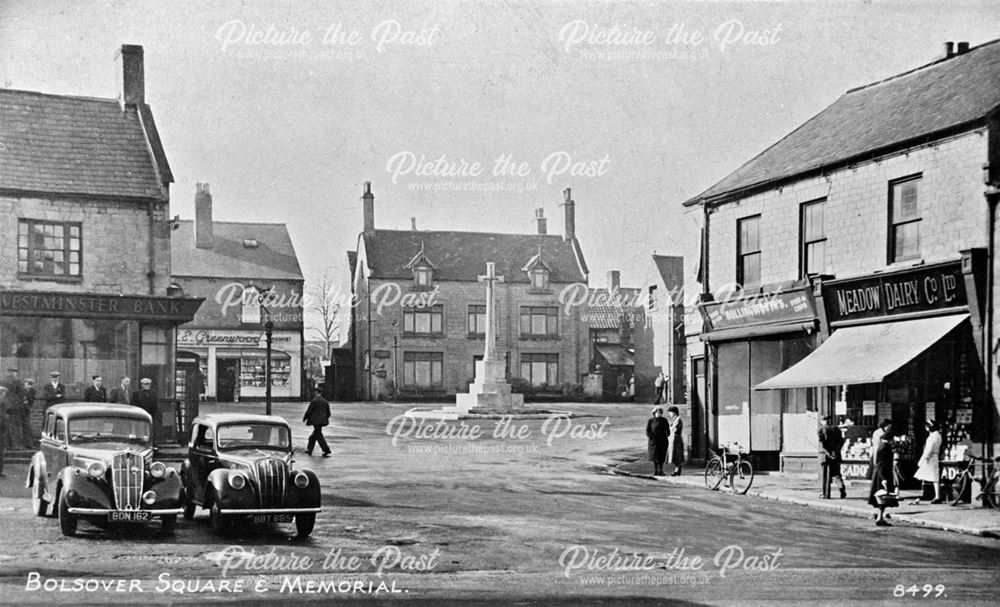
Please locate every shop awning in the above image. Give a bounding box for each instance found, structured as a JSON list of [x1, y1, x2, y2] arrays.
[[754, 313, 968, 390]]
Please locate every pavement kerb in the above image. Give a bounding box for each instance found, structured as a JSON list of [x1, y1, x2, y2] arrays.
[[609, 465, 999, 539]]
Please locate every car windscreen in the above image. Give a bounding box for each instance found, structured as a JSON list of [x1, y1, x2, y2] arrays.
[[216, 423, 291, 451], [68, 417, 151, 445]]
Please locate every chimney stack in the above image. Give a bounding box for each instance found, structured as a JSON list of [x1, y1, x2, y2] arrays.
[[608, 270, 620, 291], [411, 217, 417, 231], [943, 41, 955, 58], [956, 41, 970, 55], [561, 188, 576, 241], [194, 183, 213, 249], [119, 44, 144, 106], [362, 182, 375, 234], [535, 208, 547, 235]]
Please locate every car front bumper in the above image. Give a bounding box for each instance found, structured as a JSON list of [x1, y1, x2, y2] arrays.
[[68, 507, 183, 516], [218, 507, 321, 515]]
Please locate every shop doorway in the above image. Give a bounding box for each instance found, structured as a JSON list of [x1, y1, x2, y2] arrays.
[[216, 358, 239, 402], [692, 356, 707, 460]]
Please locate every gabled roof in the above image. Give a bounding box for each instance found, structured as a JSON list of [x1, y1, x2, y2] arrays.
[[686, 39, 1000, 206], [0, 89, 170, 199], [347, 250, 358, 283], [595, 343, 635, 367], [652, 255, 684, 305], [172, 221, 303, 280], [360, 230, 587, 283]]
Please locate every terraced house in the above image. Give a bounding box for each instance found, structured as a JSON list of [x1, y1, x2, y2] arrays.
[[350, 184, 591, 400], [685, 39, 1000, 474], [0, 45, 203, 436]]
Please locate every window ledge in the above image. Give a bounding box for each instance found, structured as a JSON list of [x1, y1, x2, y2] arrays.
[[467, 333, 485, 339], [17, 273, 83, 283], [408, 285, 435, 291], [402, 333, 445, 339], [519, 335, 560, 341], [879, 258, 925, 272]]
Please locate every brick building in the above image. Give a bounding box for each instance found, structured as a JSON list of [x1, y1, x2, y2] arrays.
[[0, 45, 202, 435], [171, 184, 305, 402], [685, 40, 1000, 473], [585, 271, 644, 401], [350, 184, 591, 400]]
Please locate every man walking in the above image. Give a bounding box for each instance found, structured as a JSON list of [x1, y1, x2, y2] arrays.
[[108, 376, 132, 404], [302, 389, 331, 457], [84, 375, 107, 402], [819, 415, 847, 499]]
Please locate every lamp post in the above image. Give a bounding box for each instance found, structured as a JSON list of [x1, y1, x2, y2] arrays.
[[251, 284, 274, 416]]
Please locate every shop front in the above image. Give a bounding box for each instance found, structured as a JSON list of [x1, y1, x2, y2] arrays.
[[176, 328, 302, 402], [0, 290, 203, 437], [757, 256, 989, 486], [698, 280, 822, 471]]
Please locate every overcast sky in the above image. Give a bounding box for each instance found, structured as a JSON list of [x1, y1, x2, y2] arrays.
[[2, 0, 998, 338]]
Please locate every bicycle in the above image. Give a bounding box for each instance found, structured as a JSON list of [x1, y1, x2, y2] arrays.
[[948, 453, 1000, 507], [704, 443, 754, 494]]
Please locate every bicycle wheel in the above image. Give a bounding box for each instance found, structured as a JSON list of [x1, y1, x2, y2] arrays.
[[704, 458, 724, 491], [986, 476, 1000, 509], [949, 473, 970, 506], [731, 460, 754, 494]]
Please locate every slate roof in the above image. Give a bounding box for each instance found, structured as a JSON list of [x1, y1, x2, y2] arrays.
[[360, 230, 587, 283], [594, 343, 635, 367], [0, 89, 170, 199], [685, 39, 1000, 205], [172, 221, 303, 280]]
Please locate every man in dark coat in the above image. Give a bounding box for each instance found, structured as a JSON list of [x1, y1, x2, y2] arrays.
[[1, 369, 26, 449], [41, 372, 65, 410], [108, 376, 132, 405], [19, 378, 37, 449], [818, 415, 847, 499], [302, 389, 331, 457], [133, 378, 159, 443], [646, 406, 669, 476], [84, 375, 107, 402]]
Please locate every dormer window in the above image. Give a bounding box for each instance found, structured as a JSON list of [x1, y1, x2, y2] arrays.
[[530, 269, 549, 290], [414, 266, 432, 287]]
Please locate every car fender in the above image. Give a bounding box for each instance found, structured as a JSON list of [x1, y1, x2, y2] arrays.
[[58, 467, 113, 510], [149, 469, 184, 509], [285, 468, 322, 508], [27, 452, 47, 493], [206, 468, 257, 510]]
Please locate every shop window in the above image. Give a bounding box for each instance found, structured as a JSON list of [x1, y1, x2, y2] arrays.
[[403, 305, 443, 335], [519, 306, 558, 337], [520, 353, 558, 387], [403, 352, 443, 388], [18, 220, 82, 279], [800, 199, 826, 277], [737, 215, 761, 289], [889, 175, 922, 263], [468, 305, 486, 335], [239, 352, 291, 388]]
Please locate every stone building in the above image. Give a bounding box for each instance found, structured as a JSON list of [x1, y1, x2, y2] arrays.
[[171, 184, 305, 402], [350, 184, 591, 400], [685, 40, 1000, 472], [0, 45, 202, 435]]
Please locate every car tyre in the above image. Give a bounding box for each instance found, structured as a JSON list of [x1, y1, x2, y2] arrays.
[[161, 514, 177, 533], [58, 489, 77, 537], [31, 473, 49, 517], [295, 513, 316, 537], [208, 492, 231, 536]]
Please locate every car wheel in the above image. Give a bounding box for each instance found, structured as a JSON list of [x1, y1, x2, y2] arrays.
[[161, 514, 177, 534], [31, 473, 49, 517], [58, 490, 77, 537], [208, 492, 231, 535], [295, 513, 316, 537]]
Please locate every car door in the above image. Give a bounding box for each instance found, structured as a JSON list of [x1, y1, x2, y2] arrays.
[[47, 415, 71, 488], [187, 425, 219, 504]]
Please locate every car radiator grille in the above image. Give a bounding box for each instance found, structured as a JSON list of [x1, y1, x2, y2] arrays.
[[255, 459, 287, 508], [111, 452, 144, 510]]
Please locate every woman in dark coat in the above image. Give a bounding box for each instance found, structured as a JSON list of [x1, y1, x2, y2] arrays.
[[868, 420, 897, 526], [646, 407, 669, 476]]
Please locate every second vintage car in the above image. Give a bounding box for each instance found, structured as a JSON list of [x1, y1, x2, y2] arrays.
[[26, 403, 184, 537], [181, 414, 321, 537]]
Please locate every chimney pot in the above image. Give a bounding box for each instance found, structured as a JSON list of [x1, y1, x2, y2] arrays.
[[118, 44, 145, 106], [608, 270, 620, 291], [411, 217, 417, 231], [194, 182, 214, 249], [561, 189, 576, 241], [944, 41, 954, 58], [957, 41, 970, 54], [362, 182, 375, 234], [535, 208, 547, 235]]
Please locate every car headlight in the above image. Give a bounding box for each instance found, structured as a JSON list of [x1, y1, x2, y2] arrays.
[[228, 473, 247, 490], [294, 472, 309, 489], [88, 461, 106, 478], [142, 490, 157, 505], [149, 462, 166, 478]]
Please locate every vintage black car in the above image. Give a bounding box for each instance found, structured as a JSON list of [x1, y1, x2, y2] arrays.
[[181, 414, 321, 537], [26, 403, 183, 536]]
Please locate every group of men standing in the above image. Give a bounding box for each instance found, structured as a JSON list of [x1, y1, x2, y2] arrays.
[[81, 374, 160, 421]]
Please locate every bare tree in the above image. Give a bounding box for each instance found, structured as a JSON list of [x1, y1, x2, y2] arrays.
[[308, 272, 342, 357]]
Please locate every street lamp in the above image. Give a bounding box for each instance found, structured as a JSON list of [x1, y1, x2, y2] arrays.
[[250, 284, 274, 416]]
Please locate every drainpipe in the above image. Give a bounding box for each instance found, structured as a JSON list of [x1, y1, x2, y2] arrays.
[[147, 201, 157, 294], [702, 199, 712, 458]]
